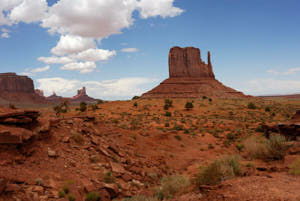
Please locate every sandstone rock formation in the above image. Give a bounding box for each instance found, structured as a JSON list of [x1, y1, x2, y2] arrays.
[[35, 89, 44, 97], [71, 87, 97, 102], [0, 73, 45, 103], [142, 47, 246, 98], [46, 92, 63, 102], [263, 110, 300, 140], [0, 108, 39, 144]]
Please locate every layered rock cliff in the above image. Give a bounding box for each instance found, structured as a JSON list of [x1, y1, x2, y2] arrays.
[[0, 73, 46, 103], [142, 47, 246, 98]]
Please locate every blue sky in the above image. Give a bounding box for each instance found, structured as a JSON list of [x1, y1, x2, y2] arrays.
[[0, 0, 300, 99]]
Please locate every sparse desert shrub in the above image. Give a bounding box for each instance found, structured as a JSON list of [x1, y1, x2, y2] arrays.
[[209, 98, 212, 102], [97, 99, 104, 104], [8, 103, 16, 109], [58, 190, 65, 198], [174, 135, 182, 141], [132, 96, 140, 100], [90, 104, 98, 111], [195, 155, 241, 186], [226, 133, 236, 141], [235, 143, 244, 152], [202, 96, 207, 100], [80, 102, 87, 112], [289, 159, 300, 176], [85, 192, 101, 201], [255, 125, 264, 133], [35, 178, 44, 186], [247, 102, 256, 109], [244, 134, 287, 161], [165, 111, 172, 117], [185, 101, 194, 110], [164, 99, 173, 110], [265, 106, 271, 112], [53, 101, 69, 116], [173, 124, 184, 131], [123, 195, 159, 201], [133, 102, 138, 107], [68, 194, 76, 201], [104, 171, 115, 184], [155, 175, 190, 200], [63, 185, 70, 194]]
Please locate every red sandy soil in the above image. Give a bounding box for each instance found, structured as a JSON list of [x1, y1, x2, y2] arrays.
[[0, 98, 300, 201]]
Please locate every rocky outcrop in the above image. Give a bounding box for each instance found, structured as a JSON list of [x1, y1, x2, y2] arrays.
[[0, 108, 40, 144], [35, 89, 44, 97], [263, 110, 300, 140], [46, 92, 63, 102], [0, 73, 34, 93], [142, 46, 246, 98], [71, 87, 97, 102], [0, 73, 45, 103], [169, 47, 215, 78]]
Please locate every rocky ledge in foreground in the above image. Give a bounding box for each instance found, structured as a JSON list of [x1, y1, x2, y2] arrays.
[[263, 110, 300, 140], [0, 108, 40, 144]]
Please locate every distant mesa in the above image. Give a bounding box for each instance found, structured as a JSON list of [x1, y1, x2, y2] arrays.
[[0, 72, 45, 103], [46, 87, 96, 103], [142, 46, 246, 98], [0, 72, 97, 104], [70, 87, 97, 103]]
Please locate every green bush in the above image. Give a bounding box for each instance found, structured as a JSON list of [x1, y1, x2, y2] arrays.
[[90, 104, 98, 111], [174, 135, 182, 141], [247, 102, 256, 109], [155, 175, 190, 200], [85, 192, 101, 201], [133, 102, 138, 107], [164, 99, 173, 110], [97, 99, 105, 104], [165, 111, 172, 117], [289, 159, 300, 176], [202, 96, 207, 100], [265, 106, 271, 112], [132, 96, 140, 100], [104, 171, 115, 184], [58, 191, 65, 198], [195, 155, 241, 186], [63, 185, 70, 194], [185, 101, 194, 110], [53, 101, 69, 116], [68, 194, 76, 201], [80, 102, 87, 112]]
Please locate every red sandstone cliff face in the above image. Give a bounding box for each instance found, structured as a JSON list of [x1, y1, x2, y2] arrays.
[[169, 47, 215, 78], [0, 73, 34, 93], [0, 73, 46, 103], [142, 46, 246, 98]]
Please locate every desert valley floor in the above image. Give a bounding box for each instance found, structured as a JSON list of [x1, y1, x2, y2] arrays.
[[0, 97, 300, 201]]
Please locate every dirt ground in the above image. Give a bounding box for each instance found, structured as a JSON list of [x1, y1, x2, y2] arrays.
[[0, 97, 300, 201]]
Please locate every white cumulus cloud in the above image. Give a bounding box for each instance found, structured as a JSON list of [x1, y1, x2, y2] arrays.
[[267, 67, 300, 75], [137, 0, 184, 19], [240, 78, 300, 95], [75, 48, 116, 62], [20, 65, 50, 76], [9, 0, 48, 23], [51, 35, 96, 56], [38, 56, 74, 64], [121, 48, 139, 53], [61, 61, 96, 74]]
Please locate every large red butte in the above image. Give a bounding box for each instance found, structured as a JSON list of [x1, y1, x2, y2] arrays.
[[142, 46, 246, 98]]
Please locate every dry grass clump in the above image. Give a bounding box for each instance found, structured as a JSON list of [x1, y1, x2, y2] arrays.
[[155, 175, 190, 200], [244, 134, 287, 161], [195, 155, 241, 186], [289, 158, 300, 176], [123, 195, 159, 201]]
